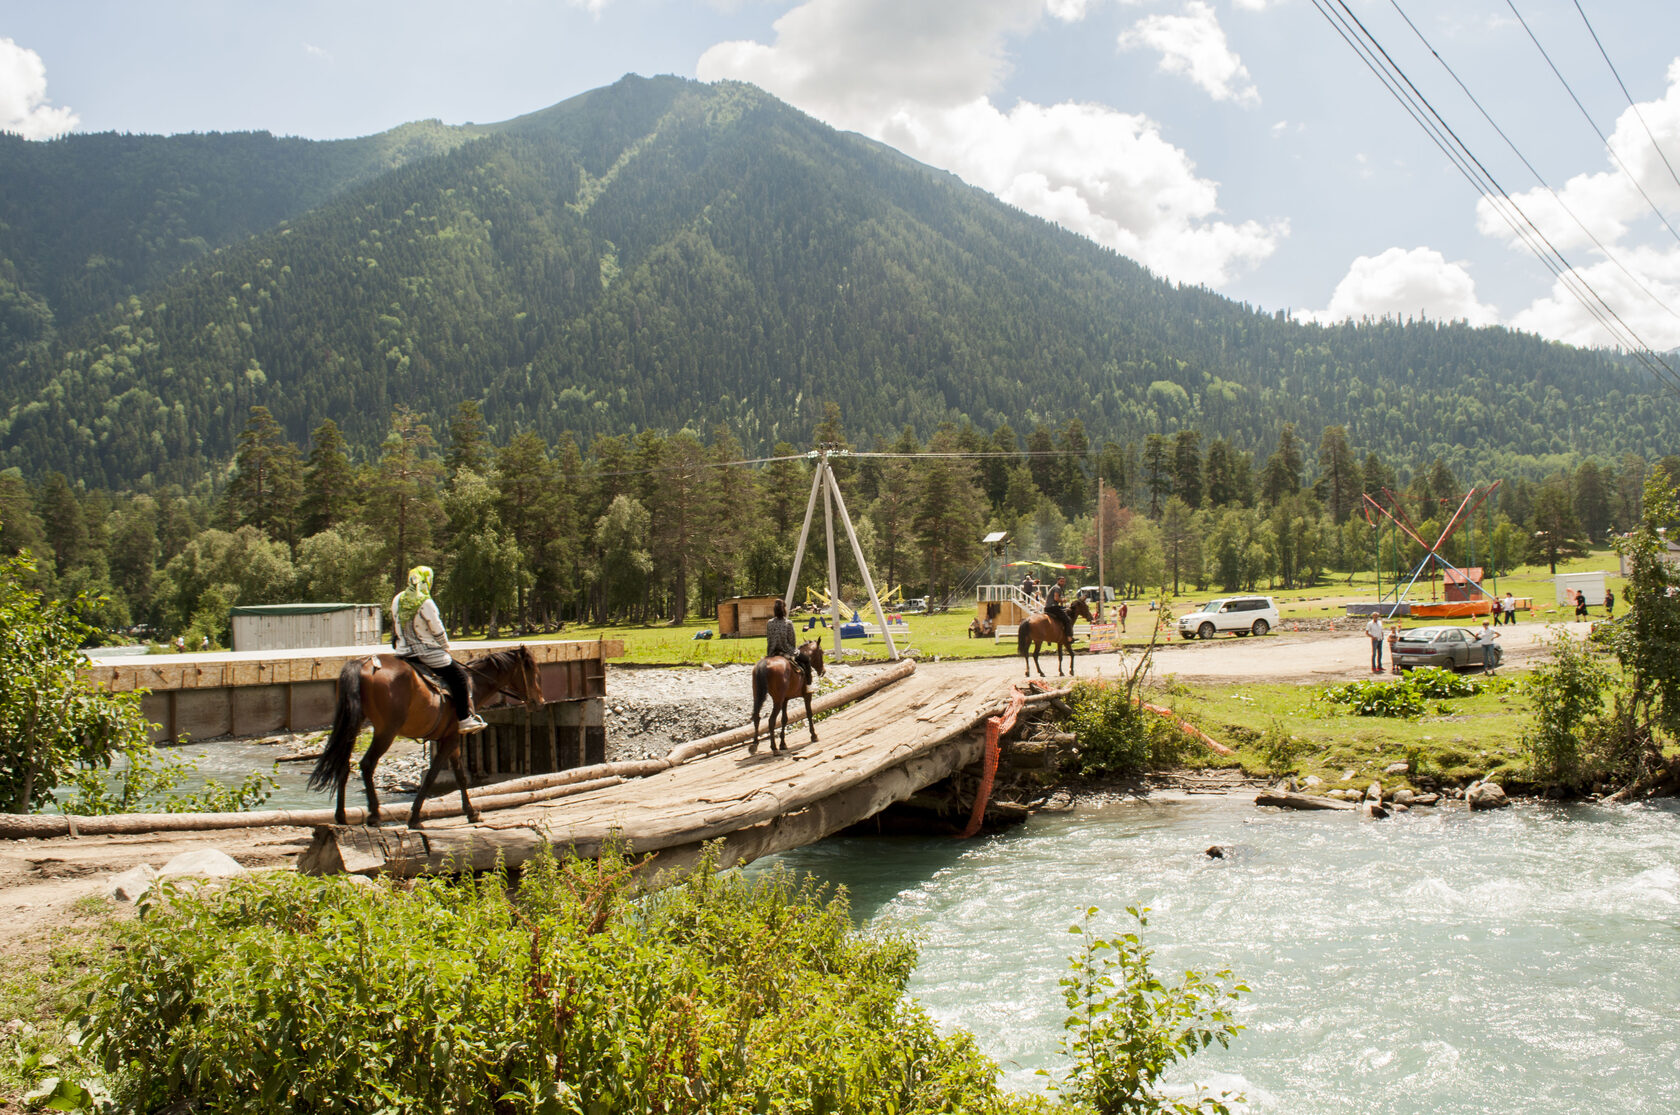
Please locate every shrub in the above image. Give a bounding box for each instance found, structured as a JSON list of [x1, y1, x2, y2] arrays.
[[1046, 907, 1245, 1114], [1521, 627, 1614, 785], [1314, 677, 1426, 719], [1069, 682, 1180, 776], [1258, 720, 1302, 777], [84, 848, 1043, 1114]]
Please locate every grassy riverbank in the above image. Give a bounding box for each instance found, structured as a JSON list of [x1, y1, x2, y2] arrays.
[[527, 548, 1621, 666], [1148, 676, 1530, 790]]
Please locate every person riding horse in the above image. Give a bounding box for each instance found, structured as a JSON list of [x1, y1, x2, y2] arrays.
[[765, 597, 812, 687], [1043, 575, 1073, 643], [391, 565, 487, 734]]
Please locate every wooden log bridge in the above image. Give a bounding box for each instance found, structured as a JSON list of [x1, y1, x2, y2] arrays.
[[301, 664, 1069, 886]]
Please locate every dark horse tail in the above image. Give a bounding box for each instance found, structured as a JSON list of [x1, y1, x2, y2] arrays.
[[307, 659, 365, 793], [751, 658, 770, 717], [1017, 620, 1033, 657]]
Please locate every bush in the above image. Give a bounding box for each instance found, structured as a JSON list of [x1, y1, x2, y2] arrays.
[[1521, 627, 1615, 785], [1069, 682, 1180, 776], [85, 848, 1043, 1114], [1046, 907, 1245, 1114], [1258, 720, 1302, 777], [1314, 677, 1426, 718]]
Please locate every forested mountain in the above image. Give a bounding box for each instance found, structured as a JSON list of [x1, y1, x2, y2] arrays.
[[0, 74, 1673, 489]]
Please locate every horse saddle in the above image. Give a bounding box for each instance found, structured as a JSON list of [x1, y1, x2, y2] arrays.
[[401, 656, 454, 698]]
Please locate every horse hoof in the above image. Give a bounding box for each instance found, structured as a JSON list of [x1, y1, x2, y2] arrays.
[[466, 812, 482, 825]]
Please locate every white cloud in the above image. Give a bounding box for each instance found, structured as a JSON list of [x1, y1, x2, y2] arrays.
[[698, 0, 1280, 287], [1305, 247, 1499, 327], [304, 43, 333, 63], [570, 0, 615, 13], [0, 37, 78, 140], [1480, 57, 1680, 349], [1232, 0, 1273, 10], [1116, 1, 1258, 106]]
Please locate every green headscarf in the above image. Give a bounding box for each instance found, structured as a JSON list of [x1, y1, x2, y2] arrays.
[[396, 565, 434, 626]]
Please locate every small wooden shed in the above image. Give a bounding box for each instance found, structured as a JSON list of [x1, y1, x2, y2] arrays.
[[717, 594, 781, 638], [1443, 567, 1484, 602], [229, 603, 383, 653]]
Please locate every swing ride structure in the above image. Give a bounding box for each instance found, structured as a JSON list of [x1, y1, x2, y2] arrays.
[[1351, 483, 1514, 619]]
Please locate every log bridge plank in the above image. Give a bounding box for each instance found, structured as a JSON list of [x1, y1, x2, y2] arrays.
[[300, 666, 1053, 881]]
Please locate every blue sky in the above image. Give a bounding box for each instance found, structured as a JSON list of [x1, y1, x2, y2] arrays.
[[5, 1, 1680, 352]]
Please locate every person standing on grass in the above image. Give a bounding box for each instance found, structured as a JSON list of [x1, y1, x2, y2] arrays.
[[1118, 599, 1128, 633], [1605, 588, 1615, 618], [1575, 589, 1589, 619], [1503, 591, 1517, 624], [1474, 619, 1501, 674], [1366, 615, 1386, 672]]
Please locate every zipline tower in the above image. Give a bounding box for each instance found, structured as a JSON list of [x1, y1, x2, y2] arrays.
[[785, 448, 900, 661], [1363, 481, 1502, 616]]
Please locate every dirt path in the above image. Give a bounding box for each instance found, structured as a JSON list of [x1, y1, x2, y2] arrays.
[[1, 625, 1582, 940]]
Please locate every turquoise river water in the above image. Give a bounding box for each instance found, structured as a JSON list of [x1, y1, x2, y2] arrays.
[[756, 798, 1680, 1114]]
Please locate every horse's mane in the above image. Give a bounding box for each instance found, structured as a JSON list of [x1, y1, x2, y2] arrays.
[[476, 645, 533, 675]]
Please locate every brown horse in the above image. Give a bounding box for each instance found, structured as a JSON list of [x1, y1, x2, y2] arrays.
[[1018, 596, 1095, 677], [307, 647, 544, 828], [750, 640, 827, 754]]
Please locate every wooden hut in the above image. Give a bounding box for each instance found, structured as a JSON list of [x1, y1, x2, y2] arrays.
[[229, 603, 383, 652], [717, 594, 781, 638], [1442, 567, 1484, 603]]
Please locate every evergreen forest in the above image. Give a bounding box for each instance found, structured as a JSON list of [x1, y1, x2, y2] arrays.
[[0, 74, 1675, 637]]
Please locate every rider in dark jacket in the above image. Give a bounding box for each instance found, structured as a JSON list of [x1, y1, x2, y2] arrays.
[[1043, 576, 1073, 642], [765, 598, 811, 685]]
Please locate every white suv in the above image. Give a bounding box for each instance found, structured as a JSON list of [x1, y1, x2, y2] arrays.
[[1177, 596, 1279, 639]]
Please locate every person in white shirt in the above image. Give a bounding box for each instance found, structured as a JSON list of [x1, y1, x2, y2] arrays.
[[1474, 620, 1501, 674], [1366, 616, 1387, 672], [392, 565, 487, 734], [1503, 592, 1517, 625]]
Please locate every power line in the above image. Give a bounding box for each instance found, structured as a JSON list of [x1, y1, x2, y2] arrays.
[[1308, 0, 1680, 400], [1573, 0, 1680, 197], [1388, 0, 1680, 327], [1504, 0, 1680, 246]]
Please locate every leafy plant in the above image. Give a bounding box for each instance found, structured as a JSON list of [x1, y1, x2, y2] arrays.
[[1045, 906, 1246, 1114], [0, 547, 156, 814], [83, 846, 1045, 1114], [61, 750, 278, 816], [1403, 666, 1480, 700], [1315, 677, 1426, 719], [1520, 626, 1614, 785], [1258, 720, 1302, 777]]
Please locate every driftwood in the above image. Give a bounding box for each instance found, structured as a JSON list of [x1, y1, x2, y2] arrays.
[[1254, 791, 1355, 811]]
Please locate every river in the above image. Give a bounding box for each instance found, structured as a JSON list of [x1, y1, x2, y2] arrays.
[[758, 797, 1680, 1113]]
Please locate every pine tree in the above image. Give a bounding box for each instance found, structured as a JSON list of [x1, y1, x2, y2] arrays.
[[1260, 424, 1303, 506], [363, 406, 443, 585], [299, 419, 358, 537], [445, 400, 493, 480], [1171, 429, 1203, 510], [223, 406, 302, 547], [1314, 425, 1362, 523]]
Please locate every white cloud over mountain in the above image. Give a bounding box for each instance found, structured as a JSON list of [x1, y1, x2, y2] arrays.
[[1304, 247, 1498, 327], [698, 0, 1281, 287], [0, 37, 78, 140]]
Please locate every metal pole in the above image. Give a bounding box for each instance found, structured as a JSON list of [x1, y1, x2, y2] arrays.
[[784, 456, 825, 610], [825, 465, 898, 660], [1096, 476, 1106, 621], [823, 456, 843, 658]]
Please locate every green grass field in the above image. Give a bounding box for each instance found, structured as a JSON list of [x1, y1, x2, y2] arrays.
[[535, 547, 1622, 666]]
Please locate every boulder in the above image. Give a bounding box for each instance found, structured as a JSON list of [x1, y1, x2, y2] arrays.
[[1411, 793, 1441, 807], [159, 848, 247, 880], [1384, 762, 1410, 775], [107, 864, 158, 903], [1303, 775, 1323, 787], [1205, 845, 1234, 859], [1255, 791, 1354, 811], [1341, 769, 1356, 781], [1364, 801, 1390, 819], [1391, 802, 1410, 812], [1365, 781, 1384, 802], [1467, 782, 1510, 811], [1392, 788, 1416, 805]]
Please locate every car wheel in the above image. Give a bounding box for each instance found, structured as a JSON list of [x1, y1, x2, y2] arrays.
[[1251, 619, 1270, 636], [1198, 622, 1216, 640]]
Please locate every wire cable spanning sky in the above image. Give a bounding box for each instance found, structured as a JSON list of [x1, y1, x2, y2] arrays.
[[4, 1, 1680, 351]]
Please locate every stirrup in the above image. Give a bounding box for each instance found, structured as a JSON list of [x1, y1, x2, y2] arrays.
[[458, 714, 488, 734]]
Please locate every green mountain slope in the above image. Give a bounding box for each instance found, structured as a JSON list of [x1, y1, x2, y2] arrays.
[[0, 74, 1671, 488]]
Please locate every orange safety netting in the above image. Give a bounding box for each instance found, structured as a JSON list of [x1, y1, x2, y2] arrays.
[[959, 687, 1025, 839]]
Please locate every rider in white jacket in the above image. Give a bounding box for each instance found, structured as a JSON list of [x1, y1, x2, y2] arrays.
[[392, 565, 487, 734]]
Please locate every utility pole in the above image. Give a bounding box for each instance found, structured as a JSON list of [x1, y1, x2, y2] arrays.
[[1096, 476, 1105, 621]]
